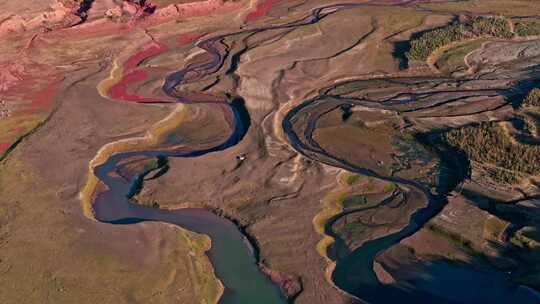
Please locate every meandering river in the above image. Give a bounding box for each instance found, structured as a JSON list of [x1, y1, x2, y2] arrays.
[[88, 2, 540, 303]]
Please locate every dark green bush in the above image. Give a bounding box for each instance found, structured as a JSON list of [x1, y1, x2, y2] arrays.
[[406, 16, 513, 62], [442, 123, 540, 184], [406, 24, 468, 61], [515, 21, 540, 37]]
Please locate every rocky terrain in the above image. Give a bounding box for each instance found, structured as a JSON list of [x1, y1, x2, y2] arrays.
[[1, 1, 540, 304]]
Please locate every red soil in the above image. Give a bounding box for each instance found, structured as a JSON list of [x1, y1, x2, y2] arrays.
[[246, 0, 282, 21]]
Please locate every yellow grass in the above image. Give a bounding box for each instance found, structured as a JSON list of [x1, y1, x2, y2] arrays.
[[177, 226, 224, 304], [97, 57, 124, 99], [79, 104, 188, 220], [312, 171, 351, 292], [483, 215, 508, 241]]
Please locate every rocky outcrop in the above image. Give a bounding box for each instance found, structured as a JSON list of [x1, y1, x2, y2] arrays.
[[0, 0, 80, 36], [259, 263, 302, 300]]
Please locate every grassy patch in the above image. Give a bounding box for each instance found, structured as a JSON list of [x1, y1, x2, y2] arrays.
[[406, 16, 512, 61], [484, 216, 508, 240], [383, 183, 396, 193], [179, 230, 223, 304], [313, 188, 346, 259], [435, 39, 486, 72], [345, 174, 361, 186]]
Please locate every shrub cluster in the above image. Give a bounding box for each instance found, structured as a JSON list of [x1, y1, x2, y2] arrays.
[[515, 21, 540, 37], [406, 24, 469, 61], [406, 16, 513, 61], [470, 17, 513, 38], [442, 123, 540, 184], [523, 88, 540, 107]]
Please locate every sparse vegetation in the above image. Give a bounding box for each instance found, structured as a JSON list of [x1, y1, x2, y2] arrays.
[[523, 115, 539, 137], [483, 216, 508, 240], [442, 122, 540, 184], [515, 21, 540, 37], [426, 223, 474, 250], [0, 206, 7, 223], [337, 222, 367, 239], [342, 195, 367, 209], [470, 16, 513, 38], [406, 16, 513, 61]]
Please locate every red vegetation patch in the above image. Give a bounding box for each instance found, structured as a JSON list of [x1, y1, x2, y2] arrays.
[[109, 70, 163, 103], [124, 41, 168, 70], [0, 60, 61, 155], [109, 41, 170, 103], [0, 61, 61, 111], [0, 143, 11, 152], [28, 81, 60, 111]]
